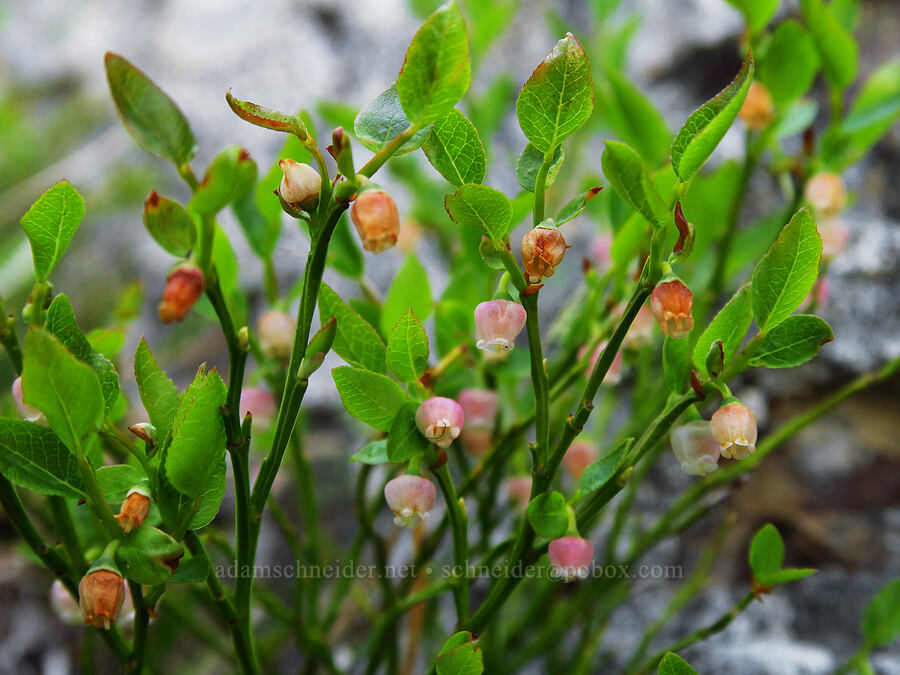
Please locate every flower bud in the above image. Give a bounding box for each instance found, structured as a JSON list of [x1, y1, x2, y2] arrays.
[[548, 536, 594, 582], [804, 173, 847, 217], [819, 217, 850, 261], [79, 567, 126, 629], [457, 389, 498, 428], [521, 226, 567, 283], [11, 376, 42, 422], [115, 488, 151, 533], [739, 82, 775, 130], [505, 476, 533, 511], [650, 279, 694, 339], [350, 189, 399, 253], [278, 159, 321, 207], [563, 441, 597, 480], [474, 300, 527, 353], [415, 396, 465, 448], [671, 420, 720, 476], [580, 342, 623, 385], [384, 475, 436, 528], [710, 402, 758, 460], [158, 263, 204, 324], [623, 305, 655, 349], [240, 387, 276, 428], [257, 310, 295, 361]]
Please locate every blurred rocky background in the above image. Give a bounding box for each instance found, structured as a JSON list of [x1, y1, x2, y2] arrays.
[[0, 0, 898, 673]]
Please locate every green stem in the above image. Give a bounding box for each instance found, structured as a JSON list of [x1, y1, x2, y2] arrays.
[[434, 463, 469, 624], [521, 290, 550, 466], [359, 124, 419, 178], [127, 580, 149, 675], [0, 308, 23, 374], [75, 436, 122, 540], [289, 431, 322, 622], [48, 495, 86, 573]]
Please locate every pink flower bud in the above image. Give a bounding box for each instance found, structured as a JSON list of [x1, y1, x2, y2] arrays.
[[804, 173, 847, 217], [278, 159, 321, 206], [474, 300, 527, 353], [384, 475, 436, 528], [624, 305, 655, 349], [350, 189, 400, 253], [580, 342, 623, 384], [158, 263, 204, 324], [11, 377, 42, 422], [505, 476, 532, 510], [240, 387, 277, 428], [710, 403, 758, 460], [458, 389, 498, 428], [650, 279, 694, 339], [819, 217, 850, 261], [671, 420, 720, 476], [522, 226, 567, 283], [563, 441, 597, 480], [415, 396, 465, 448], [549, 536, 594, 582], [257, 311, 295, 361], [460, 427, 492, 456], [591, 234, 612, 270], [739, 82, 775, 130]]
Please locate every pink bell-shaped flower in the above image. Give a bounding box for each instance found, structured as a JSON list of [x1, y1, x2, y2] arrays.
[[650, 279, 694, 339], [671, 420, 720, 476], [458, 389, 498, 454], [711, 402, 758, 460], [549, 536, 594, 582], [563, 441, 597, 480], [415, 397, 465, 448], [474, 300, 526, 353], [257, 311, 295, 361], [384, 475, 436, 528], [240, 387, 277, 429], [505, 476, 532, 511]]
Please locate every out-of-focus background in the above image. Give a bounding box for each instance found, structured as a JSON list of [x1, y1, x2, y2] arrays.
[[0, 0, 898, 673]]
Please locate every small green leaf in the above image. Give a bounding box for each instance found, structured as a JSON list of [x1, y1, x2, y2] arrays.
[[671, 52, 754, 182], [579, 440, 629, 494], [332, 366, 407, 431], [516, 143, 564, 193], [116, 526, 183, 586], [326, 214, 365, 279], [516, 33, 593, 153], [749, 523, 784, 579], [749, 315, 833, 368], [445, 184, 513, 243], [190, 146, 257, 216], [436, 631, 484, 675], [0, 420, 84, 498], [387, 310, 430, 382], [758, 20, 820, 105], [422, 108, 486, 186], [134, 337, 180, 441], [354, 85, 433, 155], [386, 401, 431, 463], [862, 579, 900, 647], [20, 181, 85, 282], [168, 556, 211, 583], [693, 284, 753, 378], [601, 141, 668, 229], [381, 255, 433, 336], [22, 329, 104, 454], [555, 187, 602, 226], [663, 337, 691, 393], [397, 0, 471, 127], [723, 0, 779, 34], [349, 440, 389, 465], [657, 652, 697, 675], [319, 284, 386, 373], [142, 192, 197, 256], [232, 160, 282, 260], [600, 65, 671, 166], [800, 0, 858, 90], [104, 52, 196, 164], [760, 568, 817, 585], [96, 465, 146, 504], [225, 91, 308, 138], [751, 208, 822, 331], [526, 491, 569, 539]]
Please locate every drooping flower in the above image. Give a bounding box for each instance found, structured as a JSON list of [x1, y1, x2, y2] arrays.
[[278, 159, 321, 206], [505, 476, 533, 511], [711, 402, 758, 460], [79, 568, 126, 630], [458, 389, 498, 455], [650, 279, 694, 339], [522, 226, 567, 283], [670, 420, 720, 476], [739, 82, 775, 130], [158, 263, 204, 323], [257, 311, 295, 361], [563, 441, 598, 480], [805, 173, 847, 217], [384, 475, 436, 528], [415, 397, 465, 448], [11, 377, 42, 422], [474, 300, 527, 353], [240, 387, 277, 428], [115, 488, 151, 533], [350, 189, 400, 253], [549, 536, 594, 582]]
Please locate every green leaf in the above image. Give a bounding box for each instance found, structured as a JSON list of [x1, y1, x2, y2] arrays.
[[318, 284, 386, 373], [104, 52, 196, 165], [749, 523, 784, 579], [22, 329, 104, 454], [386, 401, 432, 463], [354, 85, 434, 155], [671, 52, 754, 182], [19, 181, 85, 282], [0, 420, 84, 498], [751, 208, 822, 331], [658, 652, 697, 675], [436, 631, 484, 675], [663, 337, 691, 393], [116, 526, 183, 585], [327, 213, 365, 279], [332, 366, 407, 431], [749, 315, 833, 368], [601, 141, 668, 229], [96, 465, 146, 504], [142, 192, 197, 257], [134, 337, 180, 441], [44, 294, 120, 415], [163, 366, 227, 500], [381, 256, 433, 336], [830, 0, 861, 30], [800, 0, 858, 90], [349, 439, 389, 465], [387, 310, 430, 382], [757, 21, 820, 105], [862, 578, 900, 647], [168, 556, 211, 584], [190, 146, 257, 216], [516, 33, 593, 153], [693, 284, 753, 377], [723, 0, 779, 34], [579, 440, 629, 494], [445, 184, 513, 243], [600, 65, 671, 166], [397, 0, 471, 127], [760, 568, 817, 585], [526, 491, 569, 539], [422, 108, 486, 186], [555, 187, 602, 226], [516, 143, 564, 193], [232, 160, 282, 260]]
